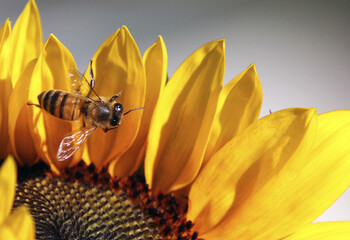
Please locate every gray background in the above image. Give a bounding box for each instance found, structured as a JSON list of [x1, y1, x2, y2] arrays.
[[1, 0, 350, 222]]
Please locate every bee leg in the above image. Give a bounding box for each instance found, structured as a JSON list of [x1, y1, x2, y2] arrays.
[[87, 80, 95, 98], [104, 126, 119, 132], [89, 60, 94, 80], [86, 60, 98, 99], [109, 90, 123, 102], [26, 102, 42, 109], [109, 94, 119, 102], [89, 60, 95, 84]]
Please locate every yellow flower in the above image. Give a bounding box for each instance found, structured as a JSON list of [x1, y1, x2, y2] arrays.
[[139, 38, 350, 238], [144, 40, 263, 194], [0, 156, 35, 240], [5, 0, 42, 165], [187, 108, 350, 239], [108, 35, 167, 177], [0, 18, 11, 159], [3, 1, 350, 239]]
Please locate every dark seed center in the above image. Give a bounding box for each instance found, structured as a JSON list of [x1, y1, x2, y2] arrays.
[[14, 175, 162, 240], [13, 161, 198, 240]]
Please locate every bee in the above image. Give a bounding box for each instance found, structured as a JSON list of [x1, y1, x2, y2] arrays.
[[27, 60, 144, 161]]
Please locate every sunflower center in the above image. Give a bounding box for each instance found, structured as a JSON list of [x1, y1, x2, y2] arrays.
[[13, 161, 198, 240]]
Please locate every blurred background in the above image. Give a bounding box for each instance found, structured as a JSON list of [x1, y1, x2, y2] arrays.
[[1, 0, 350, 222]]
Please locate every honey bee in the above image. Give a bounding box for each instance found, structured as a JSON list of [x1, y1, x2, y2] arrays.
[[27, 60, 144, 161]]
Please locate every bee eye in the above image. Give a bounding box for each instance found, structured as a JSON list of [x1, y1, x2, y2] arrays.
[[114, 103, 123, 113], [110, 103, 123, 126], [110, 118, 119, 126]]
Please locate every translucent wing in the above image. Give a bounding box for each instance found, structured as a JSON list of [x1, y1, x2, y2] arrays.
[[68, 68, 100, 101], [57, 125, 97, 161]]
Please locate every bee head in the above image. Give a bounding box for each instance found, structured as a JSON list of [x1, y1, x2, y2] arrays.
[[110, 103, 124, 127]]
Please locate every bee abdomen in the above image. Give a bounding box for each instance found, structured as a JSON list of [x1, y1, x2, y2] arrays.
[[38, 90, 84, 121]]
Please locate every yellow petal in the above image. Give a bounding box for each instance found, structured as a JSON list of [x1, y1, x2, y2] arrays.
[[8, 60, 38, 165], [1, 206, 35, 240], [201, 110, 350, 240], [7, 0, 42, 163], [286, 222, 350, 240], [10, 0, 42, 87], [86, 26, 146, 169], [188, 108, 317, 236], [0, 19, 11, 64], [145, 40, 225, 194], [0, 227, 15, 239], [28, 34, 79, 174], [0, 156, 16, 225], [204, 63, 262, 164], [109, 35, 167, 177], [0, 19, 12, 159]]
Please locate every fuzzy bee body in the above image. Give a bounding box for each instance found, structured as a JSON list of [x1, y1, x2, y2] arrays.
[[28, 60, 143, 162], [36, 90, 124, 132], [37, 90, 86, 121]]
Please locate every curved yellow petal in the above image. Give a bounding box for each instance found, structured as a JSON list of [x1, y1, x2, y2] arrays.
[[0, 156, 16, 225], [6, 0, 42, 165], [203, 63, 262, 164], [286, 222, 350, 240], [145, 40, 225, 194], [10, 0, 42, 87], [0, 19, 10, 71], [109, 35, 167, 177], [0, 228, 15, 239], [1, 206, 35, 240], [28, 34, 79, 174], [0, 19, 12, 159], [188, 108, 317, 236], [8, 60, 38, 165], [201, 110, 350, 240], [86, 26, 146, 169]]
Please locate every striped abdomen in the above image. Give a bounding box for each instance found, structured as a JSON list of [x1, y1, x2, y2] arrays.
[[38, 90, 86, 121]]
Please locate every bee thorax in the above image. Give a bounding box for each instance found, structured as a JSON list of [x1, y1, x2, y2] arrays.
[[92, 105, 111, 122]]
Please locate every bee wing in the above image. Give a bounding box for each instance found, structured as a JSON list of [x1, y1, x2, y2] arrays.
[[68, 68, 100, 101], [57, 125, 97, 161]]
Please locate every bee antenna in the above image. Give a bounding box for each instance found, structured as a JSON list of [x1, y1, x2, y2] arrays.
[[89, 60, 103, 102], [109, 90, 123, 102], [124, 107, 145, 116]]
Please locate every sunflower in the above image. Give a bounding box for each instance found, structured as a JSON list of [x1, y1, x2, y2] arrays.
[[0, 156, 35, 239], [1, 0, 350, 239]]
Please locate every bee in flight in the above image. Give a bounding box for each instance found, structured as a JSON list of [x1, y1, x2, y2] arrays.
[[28, 60, 143, 161]]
